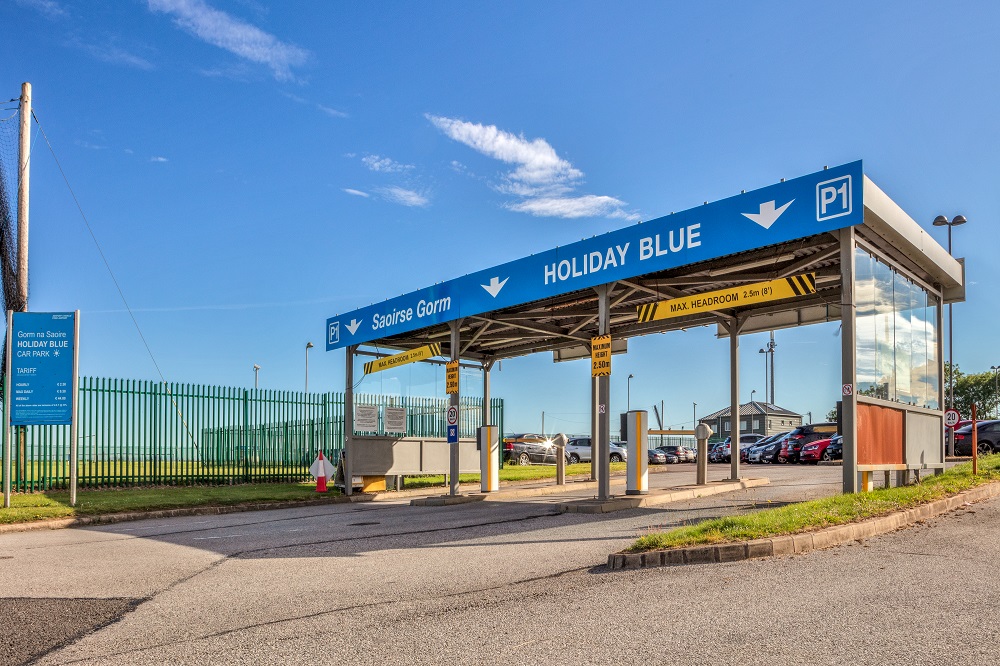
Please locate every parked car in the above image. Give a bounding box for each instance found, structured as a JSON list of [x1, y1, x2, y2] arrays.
[[825, 434, 843, 460], [782, 423, 838, 463], [754, 431, 792, 464], [746, 432, 788, 463], [799, 436, 837, 464], [648, 449, 669, 465], [655, 445, 689, 463], [503, 433, 557, 466], [719, 434, 766, 463], [953, 420, 1000, 456], [563, 437, 628, 464], [707, 441, 727, 463]]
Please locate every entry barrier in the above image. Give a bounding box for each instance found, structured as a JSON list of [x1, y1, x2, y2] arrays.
[[626, 410, 648, 495], [478, 425, 499, 493]]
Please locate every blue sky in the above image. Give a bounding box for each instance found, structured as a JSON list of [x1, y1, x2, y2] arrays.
[[2, 0, 997, 434]]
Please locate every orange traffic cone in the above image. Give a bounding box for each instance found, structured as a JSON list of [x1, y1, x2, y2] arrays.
[[316, 451, 328, 493]]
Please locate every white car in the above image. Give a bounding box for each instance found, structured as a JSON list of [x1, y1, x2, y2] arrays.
[[564, 437, 628, 464]]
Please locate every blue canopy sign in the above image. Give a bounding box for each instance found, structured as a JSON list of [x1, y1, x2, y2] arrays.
[[327, 161, 862, 351]]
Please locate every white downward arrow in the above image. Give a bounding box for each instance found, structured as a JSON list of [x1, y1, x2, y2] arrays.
[[345, 318, 362, 335], [742, 199, 794, 230], [481, 276, 508, 298]]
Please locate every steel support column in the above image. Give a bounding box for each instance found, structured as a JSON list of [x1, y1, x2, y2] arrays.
[[344, 344, 356, 496], [449, 319, 463, 496], [936, 288, 946, 474], [840, 229, 859, 493], [595, 284, 612, 500], [590, 375, 598, 481], [727, 317, 742, 481], [482, 360, 493, 427]]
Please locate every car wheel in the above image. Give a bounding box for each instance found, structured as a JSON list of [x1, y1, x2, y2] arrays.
[[978, 441, 994, 455], [821, 450, 832, 461], [610, 453, 622, 463], [518, 452, 531, 466], [568, 453, 580, 464]]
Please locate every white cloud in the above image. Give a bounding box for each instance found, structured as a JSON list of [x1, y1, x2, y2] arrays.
[[343, 188, 369, 198], [426, 114, 581, 197], [317, 104, 348, 119], [124, 148, 134, 154], [148, 0, 309, 81], [427, 114, 640, 220], [16, 0, 67, 19], [377, 186, 429, 208], [362, 154, 413, 173], [508, 195, 639, 220], [75, 140, 107, 150], [68, 38, 155, 70], [150, 156, 169, 162]]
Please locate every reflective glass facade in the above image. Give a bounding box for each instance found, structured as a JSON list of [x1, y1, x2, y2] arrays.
[[855, 247, 940, 409]]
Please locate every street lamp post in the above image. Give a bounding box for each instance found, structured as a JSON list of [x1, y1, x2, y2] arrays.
[[627, 374, 634, 411], [305, 342, 314, 393], [934, 214, 966, 456], [692, 402, 697, 429], [253, 364, 260, 389]]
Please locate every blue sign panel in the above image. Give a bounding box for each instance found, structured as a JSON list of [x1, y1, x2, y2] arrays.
[[327, 161, 864, 351], [447, 425, 458, 444], [10, 312, 76, 425]]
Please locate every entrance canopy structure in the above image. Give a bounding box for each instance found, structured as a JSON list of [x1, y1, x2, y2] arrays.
[[327, 161, 964, 496]]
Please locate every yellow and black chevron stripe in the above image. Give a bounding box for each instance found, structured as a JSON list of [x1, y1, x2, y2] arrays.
[[784, 272, 816, 296], [637, 302, 660, 324]]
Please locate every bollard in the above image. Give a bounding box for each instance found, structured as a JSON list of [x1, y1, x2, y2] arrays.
[[626, 410, 648, 495], [695, 423, 713, 485], [553, 433, 567, 485]]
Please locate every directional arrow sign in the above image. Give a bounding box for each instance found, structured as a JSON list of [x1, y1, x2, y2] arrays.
[[345, 318, 361, 335], [481, 276, 508, 298], [742, 199, 794, 229]]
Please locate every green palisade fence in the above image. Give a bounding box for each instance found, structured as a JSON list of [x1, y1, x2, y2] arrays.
[[0, 377, 503, 491]]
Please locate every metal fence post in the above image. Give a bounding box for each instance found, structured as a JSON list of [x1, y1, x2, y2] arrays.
[[242, 388, 250, 483]]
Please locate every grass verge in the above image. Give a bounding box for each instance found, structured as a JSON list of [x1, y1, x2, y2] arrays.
[[627, 456, 1000, 553], [0, 483, 330, 525], [401, 462, 628, 489]]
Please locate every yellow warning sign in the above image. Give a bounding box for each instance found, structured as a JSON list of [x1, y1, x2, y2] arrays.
[[637, 273, 817, 323], [363, 344, 442, 375], [591, 335, 612, 377], [445, 360, 460, 394]]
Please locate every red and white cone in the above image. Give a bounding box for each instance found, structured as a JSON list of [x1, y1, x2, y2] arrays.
[[311, 451, 330, 493]]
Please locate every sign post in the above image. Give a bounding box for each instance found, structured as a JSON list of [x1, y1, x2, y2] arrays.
[[4, 311, 80, 507]]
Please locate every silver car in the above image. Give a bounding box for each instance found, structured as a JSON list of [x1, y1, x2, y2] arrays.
[[564, 437, 628, 464]]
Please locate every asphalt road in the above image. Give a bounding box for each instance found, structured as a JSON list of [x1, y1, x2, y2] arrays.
[[1, 465, 994, 665]]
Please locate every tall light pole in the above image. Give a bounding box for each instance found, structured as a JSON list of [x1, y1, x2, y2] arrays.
[[758, 332, 776, 404], [692, 402, 697, 429], [934, 214, 966, 456], [253, 363, 260, 389], [758, 346, 769, 405], [627, 374, 634, 411], [305, 342, 314, 393]]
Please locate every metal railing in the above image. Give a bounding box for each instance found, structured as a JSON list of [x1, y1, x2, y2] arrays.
[[1, 377, 503, 491]]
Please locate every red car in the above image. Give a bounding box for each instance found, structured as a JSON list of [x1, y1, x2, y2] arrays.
[[799, 437, 834, 464]]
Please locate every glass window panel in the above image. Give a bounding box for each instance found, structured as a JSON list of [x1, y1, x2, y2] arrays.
[[873, 259, 895, 401], [894, 273, 914, 405], [855, 248, 878, 395], [925, 294, 940, 409]]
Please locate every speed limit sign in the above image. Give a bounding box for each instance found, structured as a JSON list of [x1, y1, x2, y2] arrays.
[[447, 406, 459, 426], [944, 409, 962, 429]]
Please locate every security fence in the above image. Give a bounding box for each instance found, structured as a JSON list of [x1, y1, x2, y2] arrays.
[[1, 377, 503, 491]]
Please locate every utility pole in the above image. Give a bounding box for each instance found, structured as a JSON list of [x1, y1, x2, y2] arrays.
[[768, 331, 776, 404], [17, 82, 30, 310]]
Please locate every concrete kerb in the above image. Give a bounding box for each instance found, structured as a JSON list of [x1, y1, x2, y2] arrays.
[[560, 477, 769, 514], [0, 494, 374, 535], [607, 480, 1000, 571]]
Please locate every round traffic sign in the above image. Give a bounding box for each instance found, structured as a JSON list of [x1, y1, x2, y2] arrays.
[[447, 406, 459, 426], [944, 408, 962, 429]]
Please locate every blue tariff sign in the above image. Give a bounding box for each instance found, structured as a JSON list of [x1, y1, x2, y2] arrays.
[[10, 312, 76, 425]]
